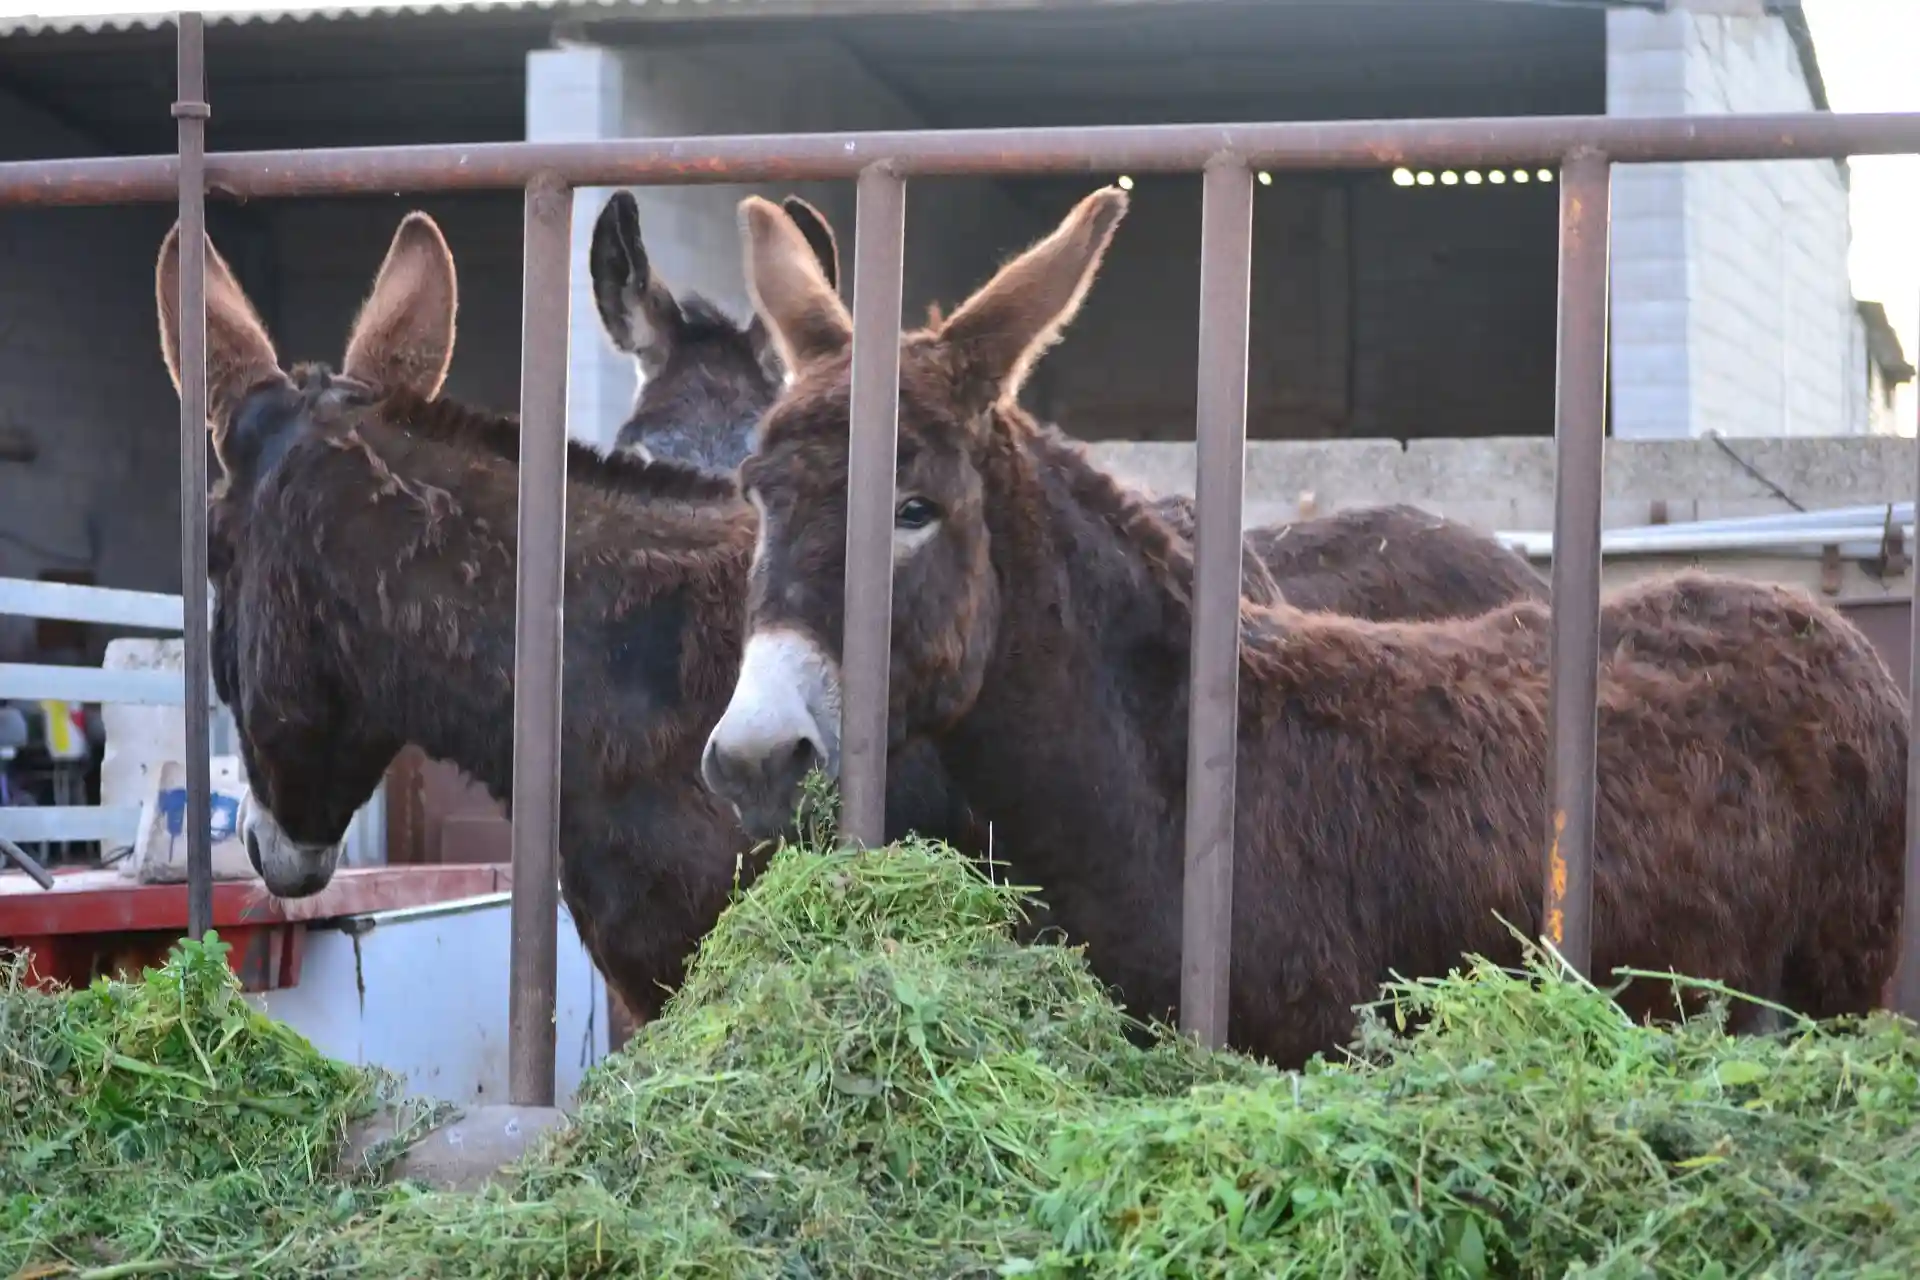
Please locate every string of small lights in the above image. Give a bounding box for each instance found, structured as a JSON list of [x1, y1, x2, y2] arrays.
[[1110, 167, 1559, 191], [1394, 166, 1558, 187]]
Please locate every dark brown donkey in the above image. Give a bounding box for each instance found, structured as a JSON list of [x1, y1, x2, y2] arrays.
[[585, 188, 1542, 947], [702, 187, 1907, 1068], [153, 211, 970, 1021]]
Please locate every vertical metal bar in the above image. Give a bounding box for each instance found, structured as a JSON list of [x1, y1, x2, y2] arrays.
[[1543, 148, 1612, 978], [1899, 295, 1920, 1020], [1180, 157, 1254, 1048], [839, 163, 906, 848], [173, 12, 213, 941], [507, 172, 572, 1108]]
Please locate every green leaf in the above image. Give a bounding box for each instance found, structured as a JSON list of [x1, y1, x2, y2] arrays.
[[1714, 1060, 1769, 1087], [1211, 1176, 1247, 1237], [1674, 1154, 1727, 1170], [1453, 1215, 1489, 1280]]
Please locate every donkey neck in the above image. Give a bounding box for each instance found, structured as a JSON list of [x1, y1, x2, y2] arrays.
[[293, 404, 752, 813], [935, 417, 1203, 1010]]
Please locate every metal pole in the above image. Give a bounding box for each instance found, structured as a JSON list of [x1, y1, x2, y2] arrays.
[[1180, 157, 1254, 1048], [507, 172, 572, 1108], [0, 836, 55, 891], [1542, 149, 1612, 977], [839, 163, 906, 848], [7, 111, 1920, 207], [1899, 295, 1920, 1020], [173, 12, 214, 942]]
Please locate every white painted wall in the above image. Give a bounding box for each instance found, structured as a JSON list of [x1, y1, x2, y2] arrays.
[[529, 43, 633, 452], [1607, 0, 1857, 439]]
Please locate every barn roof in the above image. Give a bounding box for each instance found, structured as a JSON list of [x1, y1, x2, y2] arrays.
[[0, 0, 1681, 39]]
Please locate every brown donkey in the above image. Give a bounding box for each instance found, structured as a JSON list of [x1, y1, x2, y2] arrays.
[[153, 211, 973, 1021], [586, 188, 1539, 946], [702, 187, 1907, 1067]]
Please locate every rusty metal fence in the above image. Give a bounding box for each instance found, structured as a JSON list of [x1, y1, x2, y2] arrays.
[[0, 13, 1916, 1108]]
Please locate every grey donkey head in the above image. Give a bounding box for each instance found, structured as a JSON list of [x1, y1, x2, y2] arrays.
[[589, 190, 840, 473]]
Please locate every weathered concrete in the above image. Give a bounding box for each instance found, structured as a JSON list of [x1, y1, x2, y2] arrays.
[[1090, 435, 1914, 534], [343, 1103, 570, 1192]]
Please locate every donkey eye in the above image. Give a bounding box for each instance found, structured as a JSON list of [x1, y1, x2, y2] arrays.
[[895, 496, 940, 530]]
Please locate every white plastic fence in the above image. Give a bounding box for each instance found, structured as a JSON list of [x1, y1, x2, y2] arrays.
[[0, 576, 386, 865]]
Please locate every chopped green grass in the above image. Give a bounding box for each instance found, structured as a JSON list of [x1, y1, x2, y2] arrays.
[[5, 788, 1917, 1278]]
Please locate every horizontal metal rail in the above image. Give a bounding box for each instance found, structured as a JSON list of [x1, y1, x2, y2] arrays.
[[0, 806, 141, 846], [1503, 523, 1917, 560], [2, 112, 1919, 207], [0, 578, 188, 630], [0, 665, 217, 708]]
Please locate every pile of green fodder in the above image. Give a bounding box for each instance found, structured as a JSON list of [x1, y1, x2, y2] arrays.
[[0, 930, 426, 1276], [6, 822, 1920, 1279], [337, 837, 1920, 1278]]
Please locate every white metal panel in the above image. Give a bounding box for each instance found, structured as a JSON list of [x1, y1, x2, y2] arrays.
[[0, 805, 141, 844], [259, 893, 609, 1107], [0, 578, 188, 630], [0, 665, 211, 707]]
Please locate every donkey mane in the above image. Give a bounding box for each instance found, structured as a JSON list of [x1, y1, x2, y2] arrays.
[[362, 378, 741, 508], [1007, 412, 1204, 608], [673, 295, 760, 345]]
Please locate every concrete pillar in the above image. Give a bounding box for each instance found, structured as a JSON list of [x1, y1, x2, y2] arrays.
[[526, 43, 633, 451]]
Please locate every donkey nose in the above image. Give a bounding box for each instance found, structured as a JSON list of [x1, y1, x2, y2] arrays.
[[245, 826, 264, 876], [702, 733, 821, 841]]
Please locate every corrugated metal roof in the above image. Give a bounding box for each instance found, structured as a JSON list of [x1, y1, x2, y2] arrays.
[[0, 0, 804, 38], [0, 0, 1173, 40], [3, 2, 557, 36]]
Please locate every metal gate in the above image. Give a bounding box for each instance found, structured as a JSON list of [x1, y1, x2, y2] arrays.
[[1, 12, 1915, 1107]]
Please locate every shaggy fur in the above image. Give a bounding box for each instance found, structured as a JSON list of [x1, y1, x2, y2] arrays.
[[156, 212, 975, 1022], [714, 187, 1907, 1068], [593, 189, 1545, 622]]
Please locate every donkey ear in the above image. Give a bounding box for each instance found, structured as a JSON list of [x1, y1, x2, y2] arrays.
[[590, 190, 684, 378], [744, 312, 786, 391], [738, 195, 851, 376], [156, 219, 285, 459], [780, 195, 841, 294], [341, 211, 458, 398], [936, 185, 1128, 406]]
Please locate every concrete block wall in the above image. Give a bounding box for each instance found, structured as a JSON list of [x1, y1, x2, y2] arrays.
[[1092, 434, 1913, 538], [1606, 0, 1856, 440]]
